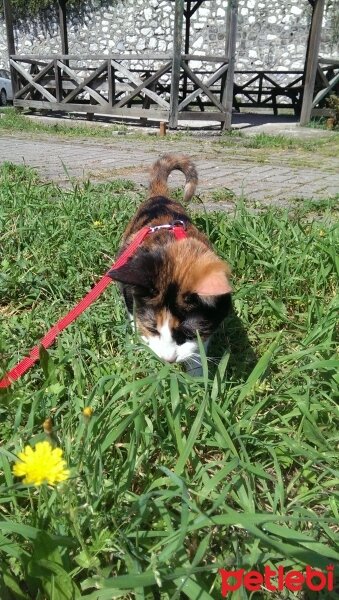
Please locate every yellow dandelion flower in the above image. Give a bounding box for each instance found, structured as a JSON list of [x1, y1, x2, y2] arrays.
[[83, 406, 93, 418], [93, 220, 103, 228], [13, 441, 70, 486]]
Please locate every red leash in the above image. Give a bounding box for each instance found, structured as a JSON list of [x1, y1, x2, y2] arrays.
[[0, 223, 187, 389]]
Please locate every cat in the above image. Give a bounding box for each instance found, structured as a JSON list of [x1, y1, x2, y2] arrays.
[[109, 154, 232, 375]]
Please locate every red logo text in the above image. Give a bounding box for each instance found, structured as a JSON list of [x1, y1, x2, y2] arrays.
[[219, 565, 334, 596]]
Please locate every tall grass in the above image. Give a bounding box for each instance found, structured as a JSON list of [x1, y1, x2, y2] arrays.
[[0, 164, 338, 599]]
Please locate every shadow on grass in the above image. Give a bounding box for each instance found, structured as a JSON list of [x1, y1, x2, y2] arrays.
[[209, 308, 257, 381]]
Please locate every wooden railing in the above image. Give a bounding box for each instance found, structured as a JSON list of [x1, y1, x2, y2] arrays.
[[10, 53, 230, 123], [311, 56, 339, 116], [233, 70, 304, 115], [12, 54, 323, 121]]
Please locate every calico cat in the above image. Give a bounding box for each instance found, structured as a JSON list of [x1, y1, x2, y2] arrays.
[[109, 154, 232, 374]]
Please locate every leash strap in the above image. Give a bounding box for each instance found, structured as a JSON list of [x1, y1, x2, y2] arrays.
[[0, 224, 186, 389]]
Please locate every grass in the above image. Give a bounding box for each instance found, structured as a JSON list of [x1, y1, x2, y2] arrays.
[[214, 131, 339, 172], [1, 107, 338, 149], [0, 107, 128, 138], [0, 108, 197, 145], [218, 131, 339, 153], [0, 163, 338, 599]]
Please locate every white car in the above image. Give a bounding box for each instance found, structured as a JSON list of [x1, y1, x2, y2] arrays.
[[0, 69, 13, 106]]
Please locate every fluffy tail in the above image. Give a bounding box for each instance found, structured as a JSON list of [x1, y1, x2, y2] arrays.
[[149, 154, 198, 202]]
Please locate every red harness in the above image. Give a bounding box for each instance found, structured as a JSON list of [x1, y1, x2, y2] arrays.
[[0, 222, 187, 389]]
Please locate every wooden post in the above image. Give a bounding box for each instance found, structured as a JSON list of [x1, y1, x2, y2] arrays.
[[169, 0, 184, 129], [108, 60, 115, 106], [182, 0, 191, 98], [58, 0, 69, 62], [159, 121, 167, 136], [222, 0, 238, 130], [54, 58, 63, 102], [299, 0, 326, 126], [184, 0, 191, 55], [3, 0, 18, 96]]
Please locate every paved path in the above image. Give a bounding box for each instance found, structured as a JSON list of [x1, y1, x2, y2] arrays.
[[1, 133, 338, 209]]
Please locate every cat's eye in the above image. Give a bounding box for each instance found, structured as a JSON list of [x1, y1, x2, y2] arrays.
[[148, 326, 159, 336], [183, 292, 198, 304], [174, 330, 186, 345], [174, 328, 195, 345]]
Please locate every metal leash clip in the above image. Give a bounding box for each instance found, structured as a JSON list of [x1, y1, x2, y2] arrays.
[[149, 220, 187, 233], [172, 220, 187, 229]]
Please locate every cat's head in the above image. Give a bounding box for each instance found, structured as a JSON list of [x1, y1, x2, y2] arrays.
[[110, 239, 232, 363]]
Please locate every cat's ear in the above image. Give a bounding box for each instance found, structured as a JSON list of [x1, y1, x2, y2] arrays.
[[108, 250, 162, 289], [109, 262, 148, 288], [194, 268, 232, 297]]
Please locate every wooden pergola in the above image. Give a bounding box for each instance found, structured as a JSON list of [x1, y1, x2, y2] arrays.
[[2, 0, 337, 127], [299, 0, 333, 125], [3, 0, 237, 128]]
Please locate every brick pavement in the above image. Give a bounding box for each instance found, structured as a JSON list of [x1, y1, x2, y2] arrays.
[[1, 133, 338, 209]]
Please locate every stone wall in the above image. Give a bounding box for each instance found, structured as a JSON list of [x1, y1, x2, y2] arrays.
[[0, 0, 338, 73]]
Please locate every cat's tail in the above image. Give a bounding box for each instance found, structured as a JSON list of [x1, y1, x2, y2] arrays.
[[149, 154, 198, 202]]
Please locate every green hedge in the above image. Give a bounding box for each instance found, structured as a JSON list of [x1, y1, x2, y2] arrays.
[[0, 1, 102, 23]]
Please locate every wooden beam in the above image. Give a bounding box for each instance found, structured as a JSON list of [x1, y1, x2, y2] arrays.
[[312, 71, 339, 107], [181, 61, 226, 111], [114, 61, 172, 108], [184, 0, 191, 55], [54, 59, 63, 102], [107, 62, 115, 106], [10, 59, 56, 101], [3, 0, 19, 95], [56, 60, 109, 107], [222, 0, 238, 130], [58, 0, 69, 58], [14, 60, 55, 99], [3, 0, 15, 57], [183, 54, 229, 62], [13, 98, 170, 120], [300, 0, 326, 126], [318, 57, 339, 66], [178, 62, 229, 111], [110, 60, 170, 109], [63, 61, 108, 103], [11, 53, 173, 61], [13, 98, 232, 123], [183, 0, 191, 97], [169, 0, 184, 128]]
